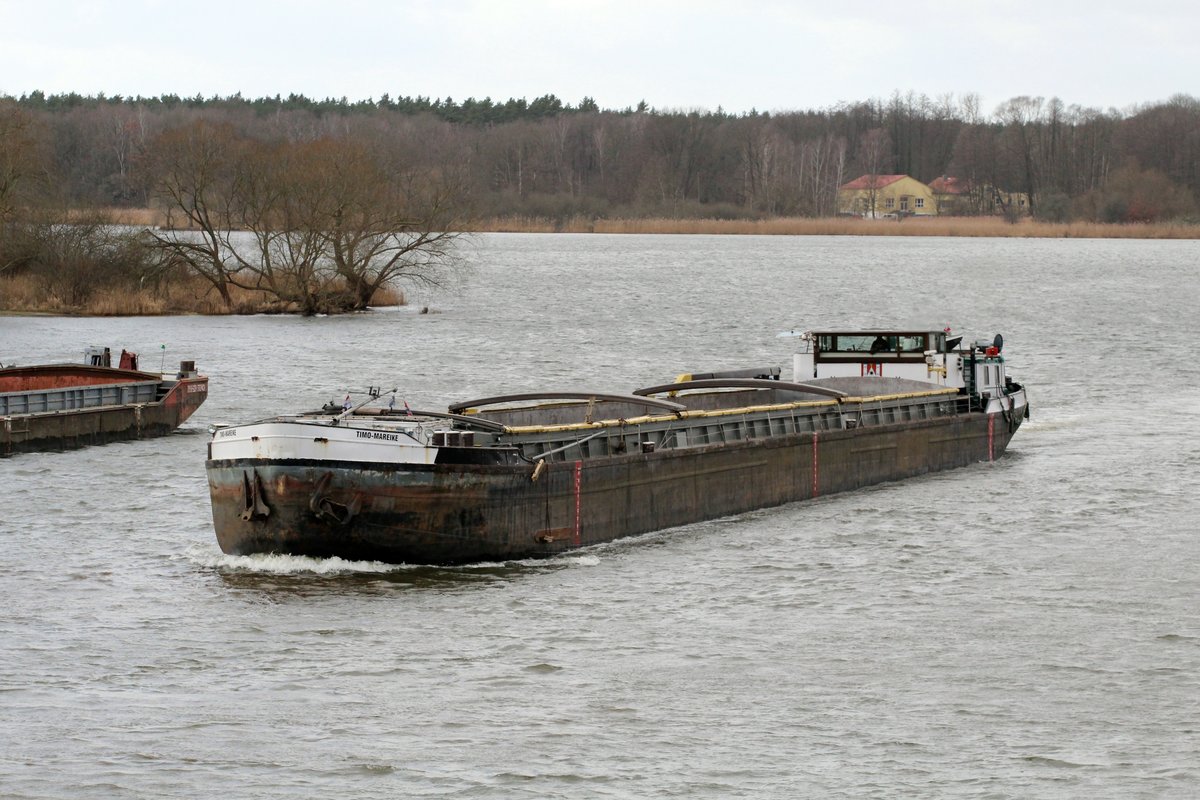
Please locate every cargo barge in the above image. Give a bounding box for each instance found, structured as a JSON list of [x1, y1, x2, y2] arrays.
[[1, 347, 208, 456], [206, 329, 1027, 564]]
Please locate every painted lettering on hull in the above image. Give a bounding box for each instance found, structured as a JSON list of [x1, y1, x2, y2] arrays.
[[356, 430, 401, 443]]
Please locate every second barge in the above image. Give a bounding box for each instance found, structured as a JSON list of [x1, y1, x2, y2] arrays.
[[1, 347, 208, 456]]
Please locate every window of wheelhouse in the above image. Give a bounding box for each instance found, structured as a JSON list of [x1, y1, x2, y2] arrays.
[[818, 334, 886, 353], [817, 334, 899, 354], [815, 332, 934, 360]]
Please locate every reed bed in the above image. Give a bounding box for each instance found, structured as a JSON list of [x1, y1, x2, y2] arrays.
[[479, 214, 1200, 239], [0, 274, 404, 316], [93, 207, 1200, 239]]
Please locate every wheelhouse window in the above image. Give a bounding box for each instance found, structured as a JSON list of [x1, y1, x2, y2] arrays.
[[814, 332, 935, 359], [818, 334, 897, 353], [821, 335, 876, 353]]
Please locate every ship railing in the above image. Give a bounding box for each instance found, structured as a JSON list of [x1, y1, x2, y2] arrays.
[[633, 377, 846, 400], [450, 391, 686, 416], [838, 388, 962, 428], [506, 387, 964, 462], [0, 380, 161, 416], [351, 407, 509, 432]]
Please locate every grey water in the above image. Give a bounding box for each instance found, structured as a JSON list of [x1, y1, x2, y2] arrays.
[[1, 233, 1198, 798]]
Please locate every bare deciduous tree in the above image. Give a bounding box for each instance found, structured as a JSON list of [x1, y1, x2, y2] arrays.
[[1, 104, 46, 224], [1, 103, 52, 274], [146, 121, 248, 305], [147, 123, 468, 313], [854, 128, 894, 218]]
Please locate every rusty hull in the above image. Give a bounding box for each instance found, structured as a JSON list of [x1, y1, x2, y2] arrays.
[[0, 363, 162, 393], [207, 411, 1021, 565]]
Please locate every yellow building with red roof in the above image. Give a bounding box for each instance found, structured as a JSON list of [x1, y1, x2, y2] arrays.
[[837, 174, 936, 218]]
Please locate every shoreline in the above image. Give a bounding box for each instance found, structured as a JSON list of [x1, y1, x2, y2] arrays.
[[103, 208, 1200, 240], [474, 215, 1200, 239], [5, 213, 1197, 317], [0, 272, 404, 318]]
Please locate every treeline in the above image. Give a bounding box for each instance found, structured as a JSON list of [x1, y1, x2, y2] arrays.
[[13, 89, 628, 125], [4, 90, 1200, 224]]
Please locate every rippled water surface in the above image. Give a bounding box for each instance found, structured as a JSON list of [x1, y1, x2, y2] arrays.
[[2, 234, 1198, 798]]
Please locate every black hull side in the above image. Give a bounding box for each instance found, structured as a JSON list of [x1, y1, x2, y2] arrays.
[[207, 410, 1023, 565]]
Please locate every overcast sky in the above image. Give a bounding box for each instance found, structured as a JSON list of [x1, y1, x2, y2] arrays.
[[1, 0, 1195, 116]]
